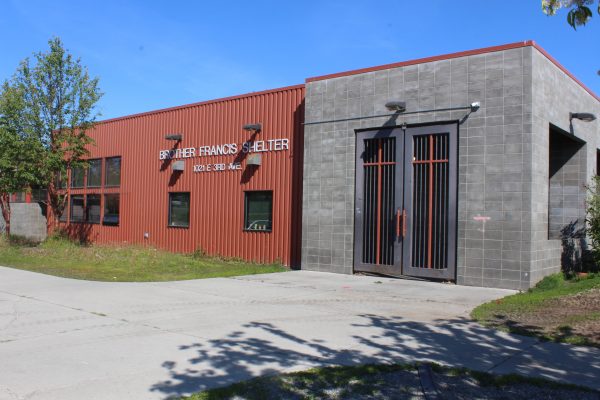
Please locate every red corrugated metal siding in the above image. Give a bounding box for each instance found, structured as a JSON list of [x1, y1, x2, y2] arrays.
[[53, 85, 305, 267]]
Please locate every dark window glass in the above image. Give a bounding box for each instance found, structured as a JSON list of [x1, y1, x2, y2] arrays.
[[169, 192, 190, 228], [86, 194, 101, 224], [71, 167, 85, 188], [105, 157, 121, 187], [103, 194, 120, 226], [70, 195, 85, 222], [12, 192, 26, 203], [31, 188, 47, 203], [244, 191, 272, 232], [59, 196, 68, 222], [55, 171, 67, 189], [87, 159, 102, 187]]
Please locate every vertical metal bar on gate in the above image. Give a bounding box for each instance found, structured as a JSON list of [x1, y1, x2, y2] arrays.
[[376, 139, 382, 265]]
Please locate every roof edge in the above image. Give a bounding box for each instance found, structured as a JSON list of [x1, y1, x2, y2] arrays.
[[305, 41, 535, 82], [97, 83, 305, 125], [305, 40, 599, 103], [530, 42, 599, 102]]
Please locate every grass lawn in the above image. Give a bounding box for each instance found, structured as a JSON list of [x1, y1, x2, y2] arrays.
[[0, 235, 287, 282], [471, 273, 600, 347], [181, 363, 597, 400]]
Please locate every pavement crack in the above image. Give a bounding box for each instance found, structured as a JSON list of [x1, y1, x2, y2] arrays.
[[418, 364, 441, 400], [0, 300, 20, 332]]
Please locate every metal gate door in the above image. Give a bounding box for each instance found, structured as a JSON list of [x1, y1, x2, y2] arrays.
[[354, 129, 403, 276], [354, 124, 457, 280]]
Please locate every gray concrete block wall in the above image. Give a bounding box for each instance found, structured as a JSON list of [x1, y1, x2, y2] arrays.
[[530, 48, 600, 285], [0, 203, 47, 242], [303, 46, 542, 290], [456, 47, 533, 291]]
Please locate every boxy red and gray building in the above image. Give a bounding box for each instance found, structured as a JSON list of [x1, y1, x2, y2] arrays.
[[9, 41, 598, 290], [50, 85, 305, 266]]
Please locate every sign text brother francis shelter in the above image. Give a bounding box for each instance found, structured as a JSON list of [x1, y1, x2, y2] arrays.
[[159, 138, 290, 173]]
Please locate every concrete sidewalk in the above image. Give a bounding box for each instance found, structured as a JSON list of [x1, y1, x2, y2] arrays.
[[0, 267, 598, 399]]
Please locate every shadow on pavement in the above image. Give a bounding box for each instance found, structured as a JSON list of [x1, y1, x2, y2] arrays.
[[150, 314, 600, 397]]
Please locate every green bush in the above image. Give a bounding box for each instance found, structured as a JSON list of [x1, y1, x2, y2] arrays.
[[534, 273, 565, 291], [585, 176, 600, 271]]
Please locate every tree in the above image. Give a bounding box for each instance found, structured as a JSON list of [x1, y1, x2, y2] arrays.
[[3, 37, 102, 230], [0, 84, 46, 236], [542, 0, 599, 29]]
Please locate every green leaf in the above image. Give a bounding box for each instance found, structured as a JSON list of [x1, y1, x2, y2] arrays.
[[0, 36, 102, 223]]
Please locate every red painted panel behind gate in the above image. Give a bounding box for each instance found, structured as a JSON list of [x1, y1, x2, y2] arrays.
[[52, 85, 305, 266]]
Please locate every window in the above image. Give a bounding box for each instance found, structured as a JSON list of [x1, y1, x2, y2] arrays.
[[103, 194, 120, 226], [168, 192, 190, 228], [86, 194, 101, 224], [105, 157, 121, 187], [31, 188, 47, 203], [59, 197, 68, 222], [12, 192, 26, 203], [55, 171, 67, 190], [244, 191, 272, 232], [70, 195, 85, 222], [71, 166, 85, 188], [87, 159, 102, 187]]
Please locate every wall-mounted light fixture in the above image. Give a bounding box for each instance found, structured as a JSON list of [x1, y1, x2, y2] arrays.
[[385, 101, 407, 113], [570, 112, 597, 122], [165, 133, 183, 141], [470, 102, 481, 112], [243, 123, 262, 133], [172, 161, 185, 171], [247, 153, 262, 166]]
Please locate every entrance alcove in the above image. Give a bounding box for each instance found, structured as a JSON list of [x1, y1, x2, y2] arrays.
[[548, 125, 587, 271]]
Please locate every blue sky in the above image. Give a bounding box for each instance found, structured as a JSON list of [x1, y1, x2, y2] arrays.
[[1, 1, 598, 120]]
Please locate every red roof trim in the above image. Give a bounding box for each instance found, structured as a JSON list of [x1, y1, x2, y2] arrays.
[[530, 42, 599, 102], [97, 83, 305, 125], [306, 40, 599, 102], [306, 41, 535, 82]]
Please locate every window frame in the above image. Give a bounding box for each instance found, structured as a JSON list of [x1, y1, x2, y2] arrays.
[[86, 159, 103, 188], [70, 166, 85, 188], [168, 192, 190, 228], [70, 195, 85, 223], [85, 194, 101, 224], [102, 193, 120, 226], [243, 190, 273, 233], [55, 170, 67, 190], [104, 156, 121, 187], [59, 194, 69, 223]]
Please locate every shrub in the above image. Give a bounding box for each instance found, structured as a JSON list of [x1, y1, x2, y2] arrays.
[[585, 176, 600, 272]]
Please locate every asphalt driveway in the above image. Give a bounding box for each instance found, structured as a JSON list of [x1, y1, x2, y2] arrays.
[[0, 267, 599, 399]]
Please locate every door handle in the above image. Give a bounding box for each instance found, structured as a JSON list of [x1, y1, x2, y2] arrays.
[[396, 209, 408, 239]]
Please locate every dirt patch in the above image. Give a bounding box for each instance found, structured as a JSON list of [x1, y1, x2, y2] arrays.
[[487, 288, 600, 346]]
